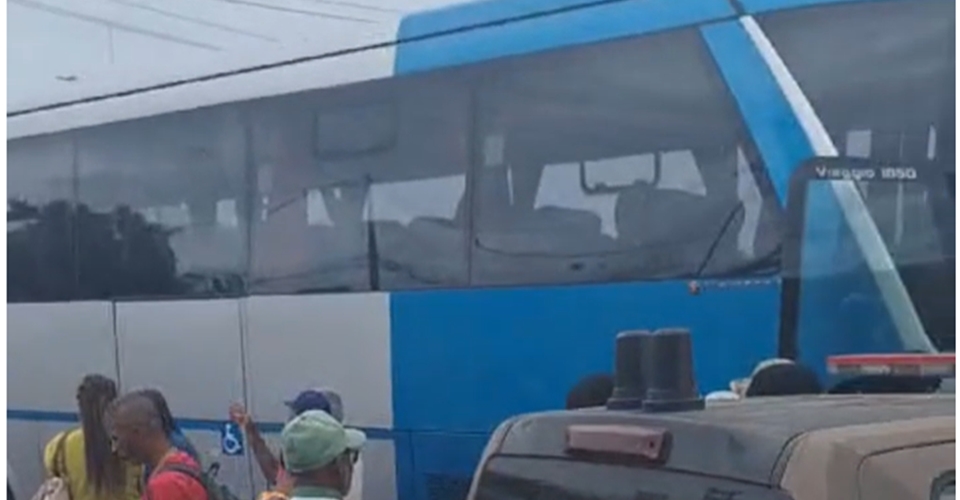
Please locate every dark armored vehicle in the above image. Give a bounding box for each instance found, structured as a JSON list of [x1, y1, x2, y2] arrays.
[[467, 330, 955, 500]]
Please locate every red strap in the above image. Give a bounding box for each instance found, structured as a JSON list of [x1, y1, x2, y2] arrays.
[[146, 462, 205, 500]]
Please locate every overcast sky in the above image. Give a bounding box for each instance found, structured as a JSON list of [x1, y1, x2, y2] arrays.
[[8, 0, 458, 111]]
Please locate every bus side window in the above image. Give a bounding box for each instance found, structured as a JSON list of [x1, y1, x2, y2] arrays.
[[8, 135, 76, 303], [469, 25, 778, 287]]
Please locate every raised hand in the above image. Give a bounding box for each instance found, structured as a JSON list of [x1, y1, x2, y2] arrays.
[[229, 402, 254, 431]]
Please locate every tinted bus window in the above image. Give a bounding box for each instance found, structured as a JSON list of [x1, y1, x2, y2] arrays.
[[470, 27, 781, 286], [474, 456, 789, 500], [246, 74, 472, 294], [9, 109, 252, 302], [8, 23, 787, 300], [8, 135, 77, 303], [75, 107, 250, 299], [759, 0, 954, 168]]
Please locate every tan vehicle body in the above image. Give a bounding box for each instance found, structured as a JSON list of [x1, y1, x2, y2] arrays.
[[467, 394, 956, 500], [782, 415, 954, 500]]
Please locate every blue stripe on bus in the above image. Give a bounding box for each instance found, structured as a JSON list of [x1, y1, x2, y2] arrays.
[[700, 20, 813, 204], [7, 409, 395, 440], [395, 0, 735, 74], [739, 0, 917, 15]]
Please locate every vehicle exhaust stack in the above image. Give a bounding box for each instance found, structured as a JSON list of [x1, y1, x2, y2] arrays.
[[640, 328, 704, 413], [606, 330, 648, 410]]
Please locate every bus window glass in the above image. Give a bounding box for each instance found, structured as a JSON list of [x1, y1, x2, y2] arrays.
[[760, 0, 956, 353], [759, 0, 954, 168], [248, 94, 368, 295], [248, 75, 470, 294], [8, 135, 77, 303], [314, 101, 397, 159], [474, 456, 789, 500], [794, 175, 951, 359], [75, 107, 249, 299], [471, 27, 780, 286]]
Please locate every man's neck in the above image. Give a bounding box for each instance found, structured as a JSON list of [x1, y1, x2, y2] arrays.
[[291, 483, 342, 499], [144, 440, 176, 471]]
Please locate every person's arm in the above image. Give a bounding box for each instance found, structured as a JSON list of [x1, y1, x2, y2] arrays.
[[229, 403, 280, 483], [274, 468, 294, 496], [246, 422, 280, 483]]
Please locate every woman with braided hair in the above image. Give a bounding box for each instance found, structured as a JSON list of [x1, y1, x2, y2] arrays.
[[43, 374, 142, 500]]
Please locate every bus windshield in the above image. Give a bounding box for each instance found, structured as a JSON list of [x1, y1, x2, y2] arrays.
[[760, 0, 955, 371], [858, 168, 955, 352], [782, 158, 955, 379]]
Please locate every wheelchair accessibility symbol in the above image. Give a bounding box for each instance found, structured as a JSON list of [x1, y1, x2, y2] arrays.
[[221, 422, 245, 456]]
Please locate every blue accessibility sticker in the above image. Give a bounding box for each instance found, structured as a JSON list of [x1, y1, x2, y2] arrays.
[[221, 422, 245, 456]]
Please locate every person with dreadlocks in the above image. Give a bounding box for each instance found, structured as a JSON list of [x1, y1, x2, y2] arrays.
[[107, 391, 208, 500], [138, 389, 202, 482], [43, 374, 142, 500]]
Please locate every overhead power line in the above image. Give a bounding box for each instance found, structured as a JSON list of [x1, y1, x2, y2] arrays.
[[217, 0, 376, 23], [104, 0, 280, 42], [11, 0, 222, 50]]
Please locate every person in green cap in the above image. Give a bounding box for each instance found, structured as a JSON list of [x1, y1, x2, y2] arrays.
[[281, 410, 366, 500]]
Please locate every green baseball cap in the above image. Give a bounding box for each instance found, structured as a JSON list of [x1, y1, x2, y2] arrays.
[[281, 410, 367, 473]]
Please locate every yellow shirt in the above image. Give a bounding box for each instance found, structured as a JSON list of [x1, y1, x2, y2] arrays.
[[43, 429, 142, 500]]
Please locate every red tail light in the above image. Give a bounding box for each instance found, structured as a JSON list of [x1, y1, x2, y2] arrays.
[[827, 353, 956, 377]]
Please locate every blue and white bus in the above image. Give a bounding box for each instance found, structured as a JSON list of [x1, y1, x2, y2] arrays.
[[7, 1, 954, 500]]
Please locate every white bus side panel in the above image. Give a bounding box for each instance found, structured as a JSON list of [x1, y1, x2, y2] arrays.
[[114, 299, 253, 497], [7, 302, 118, 500], [244, 293, 395, 500]]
